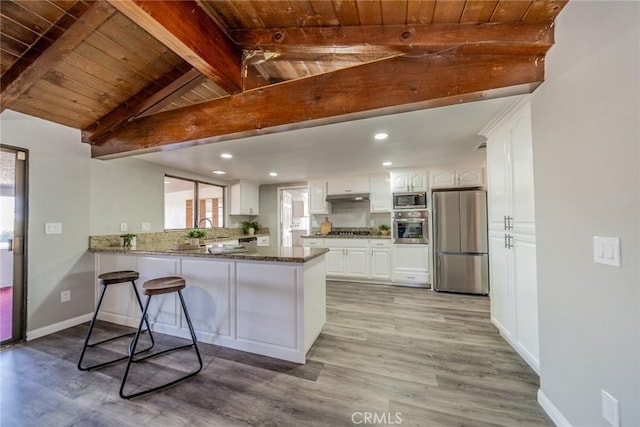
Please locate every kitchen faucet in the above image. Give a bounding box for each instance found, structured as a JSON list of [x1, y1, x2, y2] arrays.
[[198, 217, 213, 228]]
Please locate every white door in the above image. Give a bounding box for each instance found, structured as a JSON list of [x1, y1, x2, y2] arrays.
[[281, 190, 293, 247], [486, 129, 510, 230]]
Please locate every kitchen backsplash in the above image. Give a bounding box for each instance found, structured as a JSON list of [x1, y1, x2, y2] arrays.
[[311, 201, 391, 229]]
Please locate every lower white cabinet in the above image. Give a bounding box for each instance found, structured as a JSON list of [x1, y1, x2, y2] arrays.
[[303, 238, 392, 283], [324, 239, 369, 279], [391, 244, 429, 285], [489, 230, 539, 373]]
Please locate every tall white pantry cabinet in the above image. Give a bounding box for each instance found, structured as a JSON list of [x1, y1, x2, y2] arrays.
[[481, 98, 540, 373]]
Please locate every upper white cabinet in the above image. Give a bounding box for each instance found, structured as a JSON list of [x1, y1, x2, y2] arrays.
[[369, 174, 391, 213], [229, 180, 259, 215], [430, 167, 484, 189], [308, 180, 331, 214], [390, 169, 428, 192], [327, 177, 370, 195], [483, 101, 535, 234]]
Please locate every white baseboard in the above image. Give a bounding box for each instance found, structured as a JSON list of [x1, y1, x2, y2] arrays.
[[26, 313, 93, 341], [538, 389, 572, 427]]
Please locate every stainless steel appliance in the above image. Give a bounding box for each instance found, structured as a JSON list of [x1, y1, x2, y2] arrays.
[[238, 236, 257, 246], [432, 189, 489, 295], [393, 192, 427, 210], [393, 210, 428, 244]]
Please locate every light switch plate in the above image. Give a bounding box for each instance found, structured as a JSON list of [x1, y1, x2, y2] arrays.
[[45, 222, 62, 234], [120, 222, 128, 232], [593, 236, 621, 267]]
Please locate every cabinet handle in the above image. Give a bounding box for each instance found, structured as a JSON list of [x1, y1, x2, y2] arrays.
[[508, 216, 513, 230], [504, 234, 509, 249], [509, 235, 514, 249], [503, 215, 508, 230], [407, 276, 415, 279]]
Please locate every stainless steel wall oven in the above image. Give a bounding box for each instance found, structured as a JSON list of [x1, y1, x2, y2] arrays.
[[393, 210, 428, 244]]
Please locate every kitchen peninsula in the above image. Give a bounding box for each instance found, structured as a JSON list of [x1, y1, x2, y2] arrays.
[[89, 236, 328, 364]]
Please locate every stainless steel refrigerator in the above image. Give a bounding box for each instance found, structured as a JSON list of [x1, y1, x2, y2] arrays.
[[432, 189, 489, 295]]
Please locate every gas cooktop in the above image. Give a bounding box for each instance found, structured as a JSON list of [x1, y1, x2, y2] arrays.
[[326, 230, 371, 236]]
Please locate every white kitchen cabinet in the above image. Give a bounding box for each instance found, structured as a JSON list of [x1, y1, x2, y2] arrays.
[[308, 180, 331, 214], [302, 238, 324, 248], [482, 98, 539, 373], [327, 177, 370, 195], [369, 240, 391, 280], [390, 169, 428, 192], [430, 167, 484, 189], [369, 174, 392, 212], [391, 244, 429, 285], [257, 236, 270, 246], [324, 239, 369, 279], [229, 180, 259, 215]]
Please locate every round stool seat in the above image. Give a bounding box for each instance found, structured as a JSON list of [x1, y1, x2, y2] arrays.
[[98, 270, 140, 286], [143, 276, 186, 296]]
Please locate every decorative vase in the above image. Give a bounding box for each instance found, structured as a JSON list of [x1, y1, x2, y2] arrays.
[[248, 227, 255, 236], [380, 230, 390, 236]]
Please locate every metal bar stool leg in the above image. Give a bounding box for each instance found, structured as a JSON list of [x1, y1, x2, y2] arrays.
[[120, 277, 203, 400], [78, 271, 155, 371]]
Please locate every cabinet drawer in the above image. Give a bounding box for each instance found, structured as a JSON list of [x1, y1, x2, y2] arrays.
[[324, 238, 369, 248], [392, 272, 429, 284], [369, 239, 391, 248], [302, 239, 324, 247]]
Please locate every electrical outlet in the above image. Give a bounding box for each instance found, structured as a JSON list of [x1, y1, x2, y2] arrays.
[[141, 222, 151, 231], [60, 290, 71, 303], [120, 222, 128, 232], [602, 390, 620, 427]]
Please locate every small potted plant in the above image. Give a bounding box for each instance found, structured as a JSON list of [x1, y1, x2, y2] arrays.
[[120, 233, 136, 248], [242, 220, 260, 236], [378, 224, 390, 236], [186, 229, 207, 245]]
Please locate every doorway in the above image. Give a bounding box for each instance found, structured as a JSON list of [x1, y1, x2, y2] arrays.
[[278, 187, 309, 247], [0, 145, 27, 344]]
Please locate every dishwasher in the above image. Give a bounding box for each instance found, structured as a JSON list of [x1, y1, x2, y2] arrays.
[[238, 236, 257, 246]]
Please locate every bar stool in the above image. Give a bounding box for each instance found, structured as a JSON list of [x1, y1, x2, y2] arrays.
[[119, 276, 203, 400], [77, 270, 155, 371]]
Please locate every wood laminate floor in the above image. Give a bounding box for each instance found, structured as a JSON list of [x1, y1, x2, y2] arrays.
[[0, 281, 551, 427]]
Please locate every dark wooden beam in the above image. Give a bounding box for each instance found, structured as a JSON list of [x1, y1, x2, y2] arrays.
[[91, 54, 544, 158], [82, 68, 202, 143], [229, 22, 554, 55], [0, 1, 116, 112], [107, 0, 242, 94]]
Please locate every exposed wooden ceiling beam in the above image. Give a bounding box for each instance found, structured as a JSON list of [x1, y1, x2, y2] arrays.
[[82, 68, 203, 144], [229, 22, 554, 55], [0, 1, 116, 112], [91, 54, 544, 158], [107, 0, 242, 94]]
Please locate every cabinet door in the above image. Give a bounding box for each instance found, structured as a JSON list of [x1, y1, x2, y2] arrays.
[[326, 248, 346, 276], [488, 231, 514, 340], [346, 248, 369, 277], [512, 233, 539, 371], [430, 170, 456, 188], [370, 247, 391, 280], [230, 181, 259, 215], [308, 181, 330, 214], [409, 172, 428, 192], [95, 254, 137, 323], [510, 113, 536, 234], [456, 168, 484, 187], [391, 173, 408, 192], [137, 256, 180, 328], [486, 129, 510, 230], [370, 175, 391, 212]]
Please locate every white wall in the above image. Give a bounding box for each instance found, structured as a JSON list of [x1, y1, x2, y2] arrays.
[[0, 110, 93, 331], [530, 2, 639, 426]]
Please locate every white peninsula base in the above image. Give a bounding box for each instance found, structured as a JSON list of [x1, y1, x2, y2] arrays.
[[94, 253, 327, 363]]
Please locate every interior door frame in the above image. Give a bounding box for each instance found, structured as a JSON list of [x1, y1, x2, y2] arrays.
[[276, 185, 309, 248], [0, 144, 28, 344]]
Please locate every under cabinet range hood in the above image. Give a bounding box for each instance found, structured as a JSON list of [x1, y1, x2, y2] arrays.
[[325, 193, 370, 203]]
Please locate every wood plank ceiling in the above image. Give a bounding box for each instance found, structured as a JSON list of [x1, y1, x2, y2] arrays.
[[0, 0, 567, 158]]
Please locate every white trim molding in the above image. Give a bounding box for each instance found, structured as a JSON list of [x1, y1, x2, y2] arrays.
[[26, 313, 93, 341], [538, 389, 572, 427]]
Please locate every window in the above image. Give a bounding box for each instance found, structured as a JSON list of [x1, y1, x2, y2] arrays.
[[164, 176, 224, 229]]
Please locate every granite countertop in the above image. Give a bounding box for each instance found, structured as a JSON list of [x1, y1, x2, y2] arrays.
[[300, 234, 391, 240], [89, 244, 329, 263]]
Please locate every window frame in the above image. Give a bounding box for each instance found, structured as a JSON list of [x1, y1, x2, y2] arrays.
[[164, 174, 226, 230]]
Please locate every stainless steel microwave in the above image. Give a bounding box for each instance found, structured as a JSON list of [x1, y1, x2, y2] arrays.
[[393, 192, 427, 210]]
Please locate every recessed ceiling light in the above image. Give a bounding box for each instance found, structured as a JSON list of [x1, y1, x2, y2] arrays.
[[382, 161, 392, 166], [374, 132, 388, 140], [220, 153, 233, 159], [212, 170, 226, 175], [269, 172, 278, 177]]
